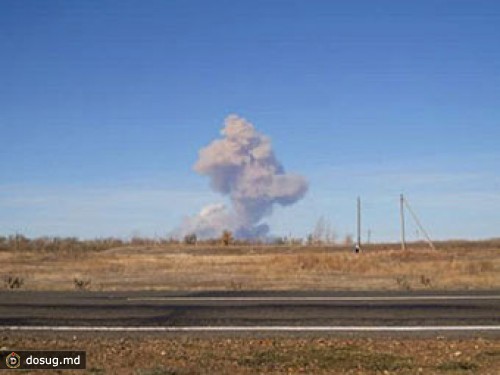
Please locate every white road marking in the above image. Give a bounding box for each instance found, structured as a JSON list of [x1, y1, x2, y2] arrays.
[[2, 325, 500, 332], [126, 295, 500, 302]]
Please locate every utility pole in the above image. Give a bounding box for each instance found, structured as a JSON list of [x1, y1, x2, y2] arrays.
[[356, 196, 361, 253], [400, 194, 406, 251], [404, 197, 436, 251]]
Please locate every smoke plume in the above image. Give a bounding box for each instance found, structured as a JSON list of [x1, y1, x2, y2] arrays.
[[177, 115, 308, 239]]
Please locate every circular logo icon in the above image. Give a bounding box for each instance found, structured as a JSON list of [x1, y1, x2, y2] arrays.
[[6, 352, 21, 369]]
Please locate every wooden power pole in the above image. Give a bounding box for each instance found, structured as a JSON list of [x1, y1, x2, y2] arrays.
[[356, 196, 361, 252], [400, 194, 406, 251], [403, 197, 436, 251]]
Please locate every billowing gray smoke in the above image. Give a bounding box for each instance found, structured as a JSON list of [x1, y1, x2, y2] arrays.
[[177, 115, 308, 239]]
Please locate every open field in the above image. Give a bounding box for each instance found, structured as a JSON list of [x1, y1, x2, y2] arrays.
[[2, 333, 500, 374], [2, 240, 499, 374], [1, 239, 499, 291]]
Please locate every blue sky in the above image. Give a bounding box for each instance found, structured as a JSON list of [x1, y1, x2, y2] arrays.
[[1, 1, 499, 241]]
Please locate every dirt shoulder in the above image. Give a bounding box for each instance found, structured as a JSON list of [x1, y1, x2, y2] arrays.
[[2, 333, 500, 374]]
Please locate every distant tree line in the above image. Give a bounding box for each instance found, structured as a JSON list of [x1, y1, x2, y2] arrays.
[[0, 222, 356, 253]]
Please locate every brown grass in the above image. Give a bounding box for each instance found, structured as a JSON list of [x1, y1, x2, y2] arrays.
[[2, 333, 500, 374], [0, 239, 499, 291]]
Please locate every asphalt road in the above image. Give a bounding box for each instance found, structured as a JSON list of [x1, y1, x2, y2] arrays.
[[1, 290, 499, 335]]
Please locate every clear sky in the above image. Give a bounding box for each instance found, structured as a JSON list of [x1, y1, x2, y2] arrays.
[[1, 1, 499, 241]]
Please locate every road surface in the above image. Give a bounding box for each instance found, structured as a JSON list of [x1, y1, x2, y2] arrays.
[[1, 290, 499, 335]]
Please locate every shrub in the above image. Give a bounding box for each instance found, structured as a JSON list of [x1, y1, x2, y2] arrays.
[[3, 274, 24, 289], [222, 230, 232, 246], [74, 278, 91, 291], [183, 233, 197, 245]]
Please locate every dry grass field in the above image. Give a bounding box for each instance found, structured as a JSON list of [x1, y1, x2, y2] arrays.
[[1, 239, 499, 291], [2, 239, 500, 374]]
